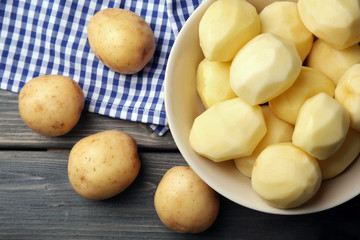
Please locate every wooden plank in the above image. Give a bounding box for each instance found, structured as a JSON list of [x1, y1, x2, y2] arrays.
[[0, 90, 176, 150], [0, 150, 359, 239]]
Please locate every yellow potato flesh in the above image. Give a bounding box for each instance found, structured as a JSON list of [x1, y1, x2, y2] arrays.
[[234, 105, 293, 178], [251, 143, 321, 209], [196, 59, 237, 109], [306, 39, 360, 85], [199, 0, 260, 61], [269, 66, 335, 125], [335, 64, 360, 131], [297, 0, 360, 49], [230, 33, 302, 105], [189, 98, 267, 162], [260, 1, 313, 61], [292, 93, 350, 160], [319, 128, 360, 180]]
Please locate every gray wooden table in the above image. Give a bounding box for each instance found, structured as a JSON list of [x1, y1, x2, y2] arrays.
[[1, 89, 359, 240]]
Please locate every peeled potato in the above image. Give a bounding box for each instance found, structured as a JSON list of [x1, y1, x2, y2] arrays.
[[269, 66, 335, 125], [234, 105, 293, 178], [319, 128, 360, 180], [259, 1, 313, 61], [68, 130, 141, 200], [306, 39, 360, 85], [154, 166, 219, 233], [199, 0, 260, 61], [251, 143, 321, 209], [297, 0, 360, 49], [196, 59, 237, 109], [230, 33, 302, 105], [189, 98, 267, 162], [292, 93, 350, 160], [335, 64, 360, 131], [18, 75, 84, 137], [87, 8, 155, 74]]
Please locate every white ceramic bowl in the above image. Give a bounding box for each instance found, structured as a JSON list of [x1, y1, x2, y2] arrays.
[[164, 0, 360, 215]]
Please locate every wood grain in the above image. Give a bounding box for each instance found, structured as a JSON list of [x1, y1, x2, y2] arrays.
[[1, 89, 360, 239], [0, 90, 176, 150], [0, 151, 360, 240]]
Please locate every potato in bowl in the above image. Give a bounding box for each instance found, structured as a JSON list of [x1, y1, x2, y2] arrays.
[[164, 0, 360, 214]]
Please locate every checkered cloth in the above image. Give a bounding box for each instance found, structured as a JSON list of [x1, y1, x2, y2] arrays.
[[0, 0, 203, 136]]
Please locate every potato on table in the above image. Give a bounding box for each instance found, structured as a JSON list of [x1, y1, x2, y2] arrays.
[[18, 75, 84, 137], [68, 130, 141, 200], [87, 8, 155, 74], [154, 166, 219, 233]]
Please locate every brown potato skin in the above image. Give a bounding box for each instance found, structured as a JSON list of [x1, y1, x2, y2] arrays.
[[18, 75, 84, 137], [154, 166, 219, 233], [87, 8, 156, 74], [68, 130, 141, 200]]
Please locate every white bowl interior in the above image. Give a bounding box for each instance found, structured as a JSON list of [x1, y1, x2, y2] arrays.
[[164, 0, 360, 215]]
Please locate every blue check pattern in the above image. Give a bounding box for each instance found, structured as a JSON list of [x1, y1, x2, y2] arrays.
[[0, 0, 203, 136]]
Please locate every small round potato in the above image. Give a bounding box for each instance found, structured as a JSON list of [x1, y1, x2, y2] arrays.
[[87, 8, 156, 74], [154, 166, 219, 233], [18, 75, 84, 137], [68, 130, 141, 200]]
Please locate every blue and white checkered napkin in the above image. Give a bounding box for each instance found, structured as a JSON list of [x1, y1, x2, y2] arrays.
[[0, 0, 203, 135]]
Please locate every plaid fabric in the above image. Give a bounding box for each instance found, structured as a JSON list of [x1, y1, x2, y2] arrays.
[[0, 0, 203, 136]]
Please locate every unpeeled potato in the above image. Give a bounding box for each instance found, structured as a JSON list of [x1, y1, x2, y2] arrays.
[[154, 166, 219, 233], [18, 75, 84, 137], [87, 8, 155, 74], [68, 130, 141, 200]]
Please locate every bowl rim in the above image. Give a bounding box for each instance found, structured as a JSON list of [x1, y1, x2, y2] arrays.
[[164, 0, 360, 215]]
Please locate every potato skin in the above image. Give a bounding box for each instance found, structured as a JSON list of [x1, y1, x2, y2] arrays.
[[18, 75, 84, 137], [68, 130, 141, 200], [154, 166, 219, 233], [87, 8, 155, 74]]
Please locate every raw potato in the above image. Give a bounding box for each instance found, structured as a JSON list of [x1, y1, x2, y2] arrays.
[[189, 98, 267, 162], [335, 64, 360, 131], [154, 166, 219, 233], [196, 59, 237, 109], [306, 39, 360, 85], [18, 75, 84, 137], [269, 66, 335, 125], [251, 143, 321, 209], [297, 0, 360, 49], [318, 128, 360, 180], [260, 1, 313, 61], [230, 33, 302, 105], [292, 93, 350, 160], [199, 0, 260, 61], [87, 8, 155, 74], [234, 105, 293, 178], [68, 130, 141, 200]]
